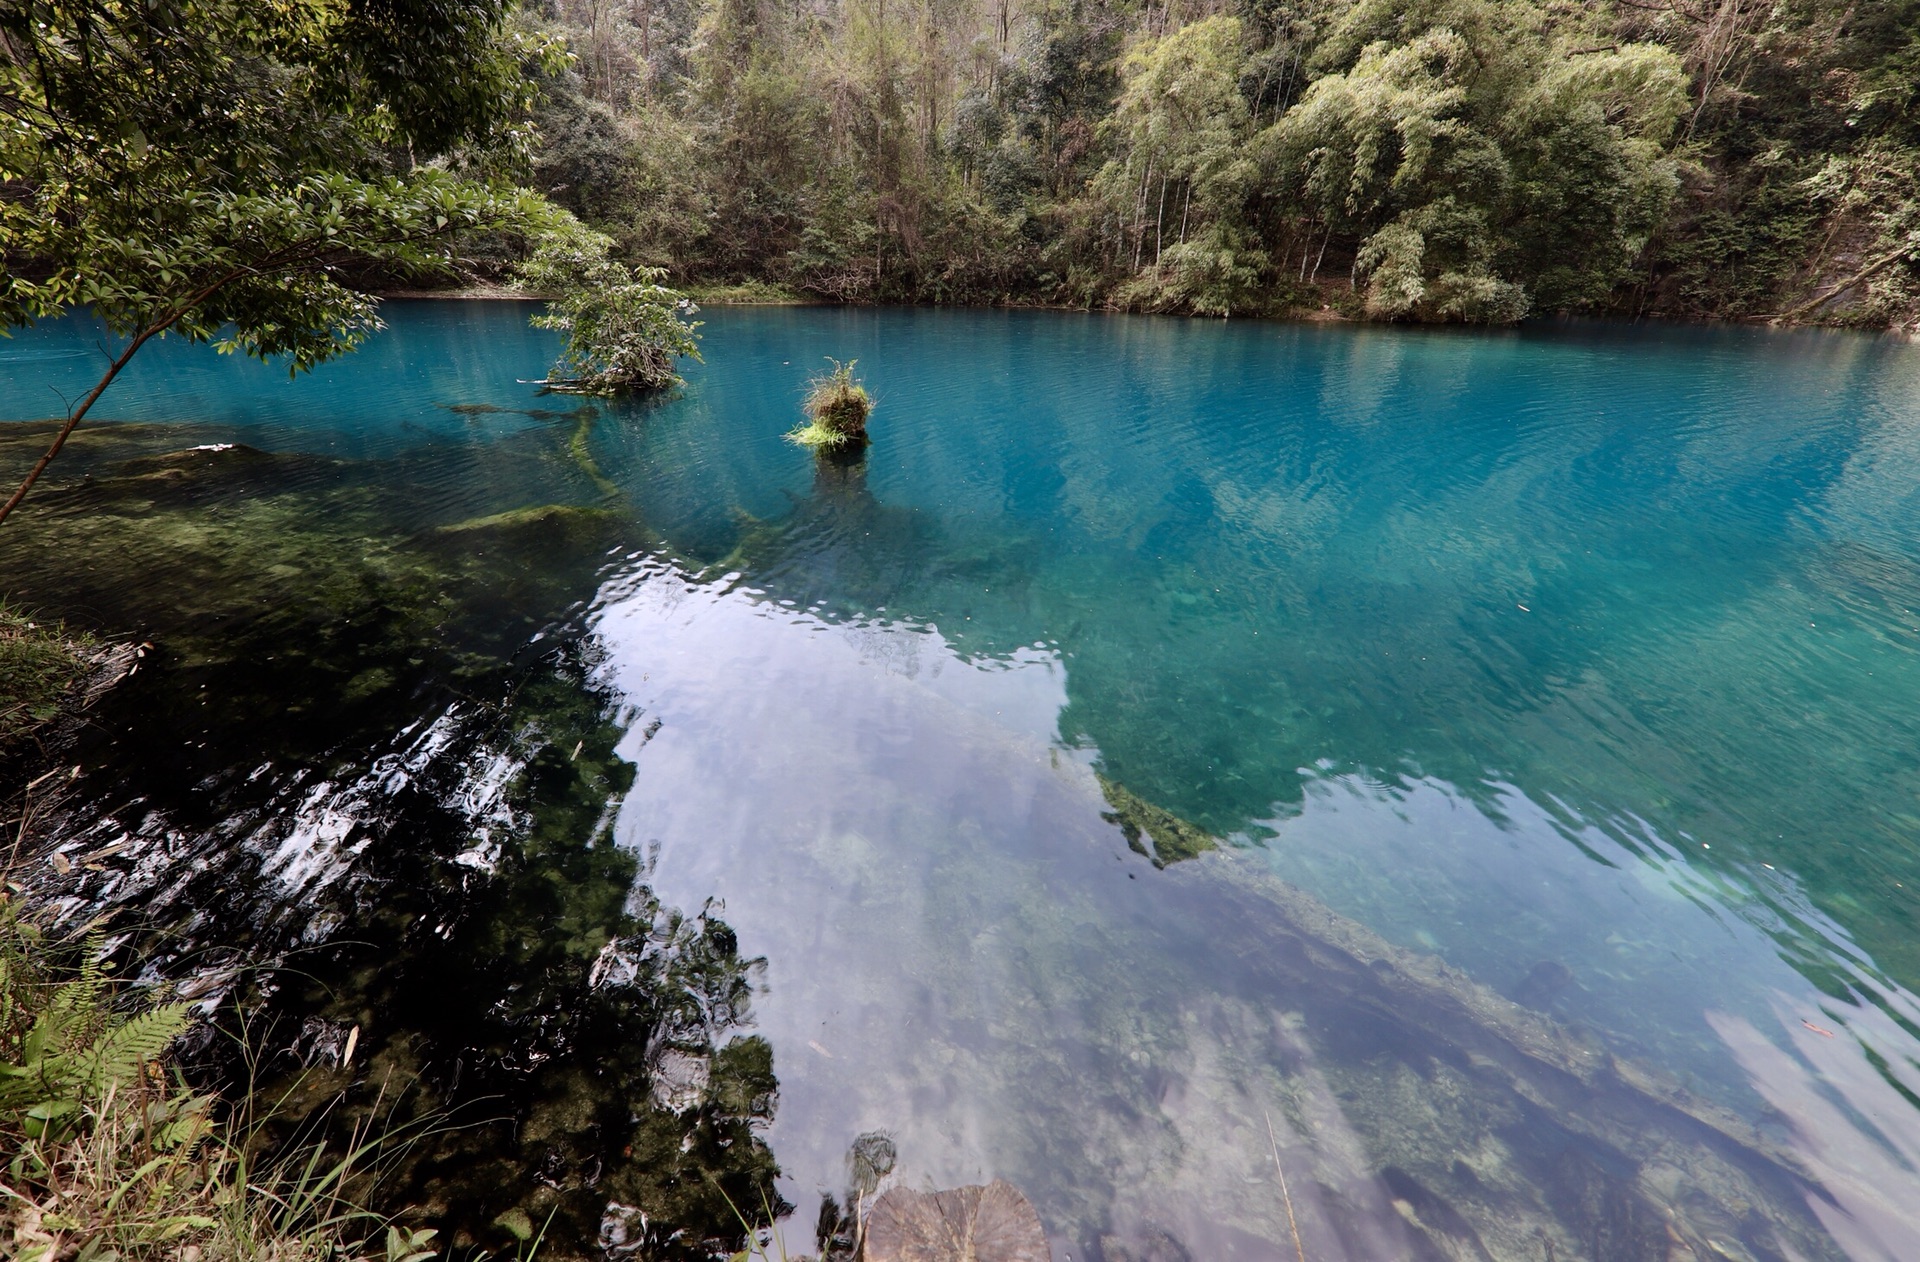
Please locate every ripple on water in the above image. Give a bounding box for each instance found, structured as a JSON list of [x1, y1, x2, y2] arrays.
[[8, 305, 1920, 1260]]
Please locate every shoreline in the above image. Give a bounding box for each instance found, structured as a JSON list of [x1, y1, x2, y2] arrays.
[[373, 285, 1916, 334]]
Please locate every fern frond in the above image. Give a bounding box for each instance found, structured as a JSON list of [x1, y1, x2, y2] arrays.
[[85, 1004, 191, 1092]]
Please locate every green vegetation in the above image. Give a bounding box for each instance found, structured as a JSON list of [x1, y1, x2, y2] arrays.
[[519, 219, 704, 393], [0, 900, 445, 1262], [0, 0, 566, 522], [787, 359, 874, 450], [526, 0, 1920, 326], [0, 609, 96, 757], [685, 280, 807, 305]]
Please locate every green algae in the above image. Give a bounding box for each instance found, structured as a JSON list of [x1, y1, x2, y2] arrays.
[[0, 424, 630, 729], [1098, 774, 1216, 869]]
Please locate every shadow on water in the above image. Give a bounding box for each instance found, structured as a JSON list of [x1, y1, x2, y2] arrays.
[[0, 419, 784, 1258]]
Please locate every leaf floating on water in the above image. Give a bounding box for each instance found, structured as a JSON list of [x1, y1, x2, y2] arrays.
[[864, 1179, 1049, 1262]]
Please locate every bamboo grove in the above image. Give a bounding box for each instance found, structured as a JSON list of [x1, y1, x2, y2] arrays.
[[521, 0, 1920, 323]]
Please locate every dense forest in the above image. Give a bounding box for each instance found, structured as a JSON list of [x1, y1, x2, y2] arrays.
[[512, 0, 1920, 324]]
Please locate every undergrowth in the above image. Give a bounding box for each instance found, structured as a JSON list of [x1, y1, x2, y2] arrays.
[[0, 898, 444, 1262], [685, 280, 804, 306]]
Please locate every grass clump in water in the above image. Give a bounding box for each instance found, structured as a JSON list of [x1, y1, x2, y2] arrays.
[[0, 899, 441, 1262], [787, 359, 872, 451], [0, 606, 98, 755]]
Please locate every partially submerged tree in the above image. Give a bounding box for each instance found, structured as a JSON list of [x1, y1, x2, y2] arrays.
[[0, 0, 566, 524], [518, 220, 702, 394]]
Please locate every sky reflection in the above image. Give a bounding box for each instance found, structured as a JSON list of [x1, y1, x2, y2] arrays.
[[591, 556, 1918, 1260]]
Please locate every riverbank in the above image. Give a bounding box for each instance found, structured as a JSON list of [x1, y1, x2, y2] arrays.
[[375, 276, 1919, 332], [0, 897, 447, 1262]]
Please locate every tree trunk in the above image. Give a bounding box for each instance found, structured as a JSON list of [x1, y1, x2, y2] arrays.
[[1154, 174, 1168, 268], [1771, 240, 1918, 324], [0, 327, 158, 526]]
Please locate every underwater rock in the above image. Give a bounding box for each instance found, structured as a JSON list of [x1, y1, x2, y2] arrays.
[[864, 1180, 1049, 1262], [848, 1131, 898, 1199], [1097, 1226, 1192, 1262], [1508, 958, 1579, 1010]]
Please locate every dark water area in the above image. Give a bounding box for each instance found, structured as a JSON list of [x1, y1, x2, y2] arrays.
[[4, 303, 1920, 1261]]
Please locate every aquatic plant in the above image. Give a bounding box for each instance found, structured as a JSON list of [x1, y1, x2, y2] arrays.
[[787, 360, 873, 450], [1098, 775, 1216, 868]]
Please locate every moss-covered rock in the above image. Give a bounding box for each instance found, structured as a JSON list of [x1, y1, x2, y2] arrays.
[[1098, 774, 1216, 868]]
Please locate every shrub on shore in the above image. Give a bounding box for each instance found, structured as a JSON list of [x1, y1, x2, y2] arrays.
[[0, 608, 97, 756]]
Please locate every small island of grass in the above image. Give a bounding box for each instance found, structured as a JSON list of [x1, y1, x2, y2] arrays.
[[787, 359, 873, 451]]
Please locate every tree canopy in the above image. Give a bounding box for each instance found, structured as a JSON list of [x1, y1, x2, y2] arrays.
[[0, 0, 561, 519], [520, 0, 1920, 327]]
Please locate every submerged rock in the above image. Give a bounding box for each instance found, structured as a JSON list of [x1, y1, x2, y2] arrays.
[[433, 502, 620, 543], [1508, 958, 1579, 1010], [864, 1180, 1049, 1262]]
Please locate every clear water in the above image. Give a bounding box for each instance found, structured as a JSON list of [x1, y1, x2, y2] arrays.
[[6, 303, 1920, 1261]]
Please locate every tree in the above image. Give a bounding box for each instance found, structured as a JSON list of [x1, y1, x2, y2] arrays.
[[1265, 0, 1686, 321], [0, 0, 565, 524], [518, 219, 702, 393], [1095, 16, 1271, 313]]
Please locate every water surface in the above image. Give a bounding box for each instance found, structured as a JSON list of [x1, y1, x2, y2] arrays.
[[6, 304, 1920, 1261]]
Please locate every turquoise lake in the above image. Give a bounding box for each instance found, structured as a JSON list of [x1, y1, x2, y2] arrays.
[[4, 302, 1919, 1261]]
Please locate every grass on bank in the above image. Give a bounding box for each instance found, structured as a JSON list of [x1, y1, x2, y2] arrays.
[[0, 899, 443, 1262], [0, 607, 98, 755], [683, 280, 805, 306], [785, 360, 872, 451]]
